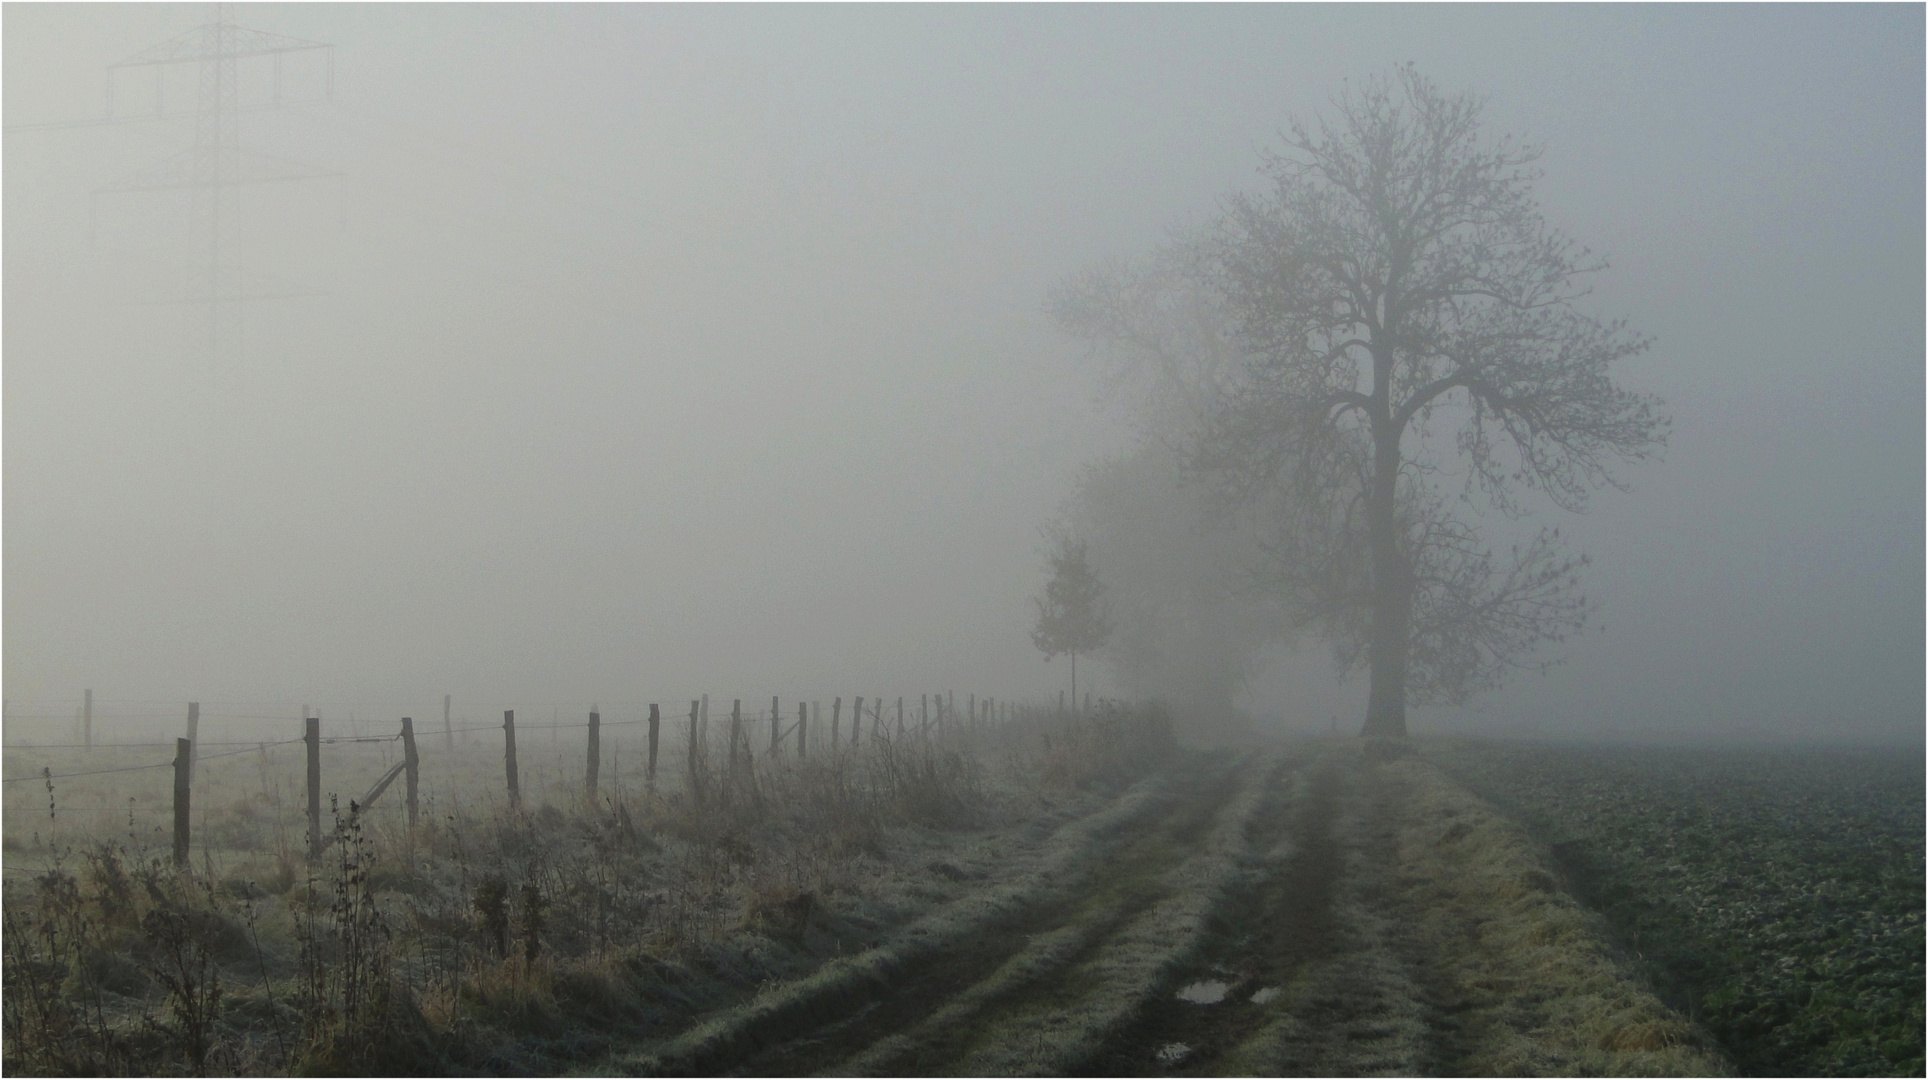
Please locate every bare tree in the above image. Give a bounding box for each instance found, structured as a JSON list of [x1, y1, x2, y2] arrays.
[[1050, 254, 1277, 742], [1199, 66, 1667, 738], [1058, 447, 1276, 742], [1058, 67, 1664, 740], [1031, 533, 1113, 710]]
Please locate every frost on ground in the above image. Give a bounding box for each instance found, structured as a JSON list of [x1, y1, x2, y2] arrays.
[[1429, 740, 1924, 1077], [4, 723, 1744, 1077], [1154, 1041, 1192, 1064], [1175, 981, 1229, 1005], [603, 741, 1729, 1077]]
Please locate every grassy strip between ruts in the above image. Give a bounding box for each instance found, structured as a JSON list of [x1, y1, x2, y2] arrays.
[[919, 749, 1272, 1076], [1201, 747, 1726, 1077]]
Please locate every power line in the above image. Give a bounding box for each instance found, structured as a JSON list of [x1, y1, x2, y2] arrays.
[[79, 6, 338, 358]]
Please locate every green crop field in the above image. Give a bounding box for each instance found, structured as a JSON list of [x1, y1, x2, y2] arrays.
[[1429, 740, 1925, 1078]]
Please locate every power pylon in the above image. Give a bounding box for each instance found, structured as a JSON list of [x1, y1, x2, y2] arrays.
[[91, 5, 339, 363]]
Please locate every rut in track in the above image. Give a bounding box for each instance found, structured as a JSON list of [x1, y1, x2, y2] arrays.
[[1087, 748, 1442, 1077], [722, 749, 1269, 1076], [599, 748, 1272, 1077], [740, 744, 1442, 1077], [595, 742, 1723, 1078]]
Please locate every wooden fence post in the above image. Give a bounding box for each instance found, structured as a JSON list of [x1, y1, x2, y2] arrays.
[[503, 710, 520, 809], [646, 703, 660, 792], [729, 700, 743, 769], [443, 694, 453, 751], [896, 697, 904, 736], [186, 702, 200, 781], [305, 717, 322, 860], [586, 709, 601, 799], [402, 717, 420, 828], [798, 700, 808, 759], [770, 696, 781, 757], [850, 697, 862, 747], [84, 688, 93, 750], [172, 737, 191, 866], [687, 700, 701, 790]]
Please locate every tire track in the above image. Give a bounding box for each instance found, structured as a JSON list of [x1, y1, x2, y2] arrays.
[[730, 749, 1268, 1076], [608, 745, 1528, 1078], [604, 752, 1252, 1076], [832, 751, 1278, 1077], [1065, 745, 1449, 1077], [1075, 744, 1727, 1078]]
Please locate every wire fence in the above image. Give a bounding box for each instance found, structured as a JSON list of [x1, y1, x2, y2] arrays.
[[2, 690, 1082, 868]]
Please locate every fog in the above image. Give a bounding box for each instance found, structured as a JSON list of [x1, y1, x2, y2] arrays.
[[5, 5, 1920, 746]]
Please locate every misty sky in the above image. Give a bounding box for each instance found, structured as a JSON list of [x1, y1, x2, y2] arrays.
[[5, 5, 1921, 745]]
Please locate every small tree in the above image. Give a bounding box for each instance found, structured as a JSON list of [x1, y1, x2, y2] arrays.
[[1031, 534, 1112, 710]]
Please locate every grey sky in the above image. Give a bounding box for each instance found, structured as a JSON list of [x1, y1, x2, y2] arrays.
[[5, 4, 1921, 745]]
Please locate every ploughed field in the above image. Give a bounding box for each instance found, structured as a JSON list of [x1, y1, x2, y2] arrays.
[[1431, 740, 1926, 1078], [10, 716, 1910, 1076]]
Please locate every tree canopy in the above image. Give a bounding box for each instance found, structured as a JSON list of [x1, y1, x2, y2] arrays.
[[1031, 533, 1113, 706], [1056, 66, 1668, 738]]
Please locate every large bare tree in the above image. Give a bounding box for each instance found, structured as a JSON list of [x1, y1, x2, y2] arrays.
[[1200, 66, 1667, 738], [1057, 67, 1666, 739]]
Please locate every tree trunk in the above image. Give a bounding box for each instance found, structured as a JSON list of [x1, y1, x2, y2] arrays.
[[1363, 418, 1411, 739]]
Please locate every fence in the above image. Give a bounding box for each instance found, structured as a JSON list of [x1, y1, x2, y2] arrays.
[[2, 690, 1090, 869]]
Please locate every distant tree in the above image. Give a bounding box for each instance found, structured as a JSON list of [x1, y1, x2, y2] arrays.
[[1050, 257, 1276, 741], [1061, 447, 1274, 742], [1031, 533, 1112, 709], [1058, 66, 1668, 740]]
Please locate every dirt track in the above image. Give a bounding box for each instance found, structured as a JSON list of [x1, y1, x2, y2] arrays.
[[601, 743, 1726, 1077]]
